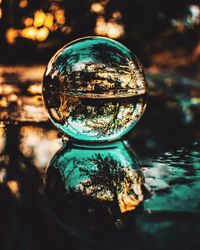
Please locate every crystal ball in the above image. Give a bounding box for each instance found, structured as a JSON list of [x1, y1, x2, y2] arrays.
[[43, 36, 147, 142], [45, 141, 144, 237]]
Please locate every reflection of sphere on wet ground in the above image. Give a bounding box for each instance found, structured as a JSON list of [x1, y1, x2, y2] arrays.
[[43, 36, 147, 142], [45, 141, 145, 238]]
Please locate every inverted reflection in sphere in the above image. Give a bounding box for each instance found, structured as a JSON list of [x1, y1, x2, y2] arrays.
[[45, 141, 144, 236], [43, 36, 147, 141]]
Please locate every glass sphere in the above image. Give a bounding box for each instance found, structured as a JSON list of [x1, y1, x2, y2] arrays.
[[45, 141, 144, 237], [43, 36, 147, 142]]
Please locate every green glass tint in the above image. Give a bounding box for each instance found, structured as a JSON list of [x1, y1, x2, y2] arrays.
[[143, 143, 200, 213], [45, 141, 144, 235], [43, 36, 147, 141]]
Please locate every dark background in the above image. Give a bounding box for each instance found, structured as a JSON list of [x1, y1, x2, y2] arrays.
[[0, 1, 200, 250], [0, 0, 199, 79]]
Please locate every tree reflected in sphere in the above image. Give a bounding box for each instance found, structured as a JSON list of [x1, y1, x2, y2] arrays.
[[43, 36, 147, 142], [45, 141, 145, 238]]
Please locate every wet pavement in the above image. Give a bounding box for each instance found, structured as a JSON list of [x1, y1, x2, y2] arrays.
[[0, 65, 200, 250]]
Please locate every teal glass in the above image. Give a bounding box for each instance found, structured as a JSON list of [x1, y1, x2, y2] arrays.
[[45, 141, 144, 236], [42, 36, 147, 142]]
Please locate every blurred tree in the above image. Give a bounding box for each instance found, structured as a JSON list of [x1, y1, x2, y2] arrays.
[[0, 0, 199, 72], [104, 0, 200, 64]]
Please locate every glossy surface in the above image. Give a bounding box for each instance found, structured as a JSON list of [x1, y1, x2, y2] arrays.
[[143, 142, 200, 213], [45, 141, 144, 235], [1, 66, 200, 249], [43, 37, 147, 141]]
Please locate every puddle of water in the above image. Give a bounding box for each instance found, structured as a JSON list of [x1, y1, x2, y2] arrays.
[[143, 142, 200, 213], [0, 66, 200, 249]]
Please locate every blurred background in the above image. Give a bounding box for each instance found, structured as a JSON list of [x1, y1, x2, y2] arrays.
[[0, 0, 200, 156], [0, 0, 199, 76], [0, 1, 200, 250]]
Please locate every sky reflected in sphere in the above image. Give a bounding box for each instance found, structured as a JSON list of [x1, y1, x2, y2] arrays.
[[43, 36, 147, 141]]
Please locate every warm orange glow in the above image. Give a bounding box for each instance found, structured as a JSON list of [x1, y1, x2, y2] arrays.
[[0, 129, 5, 154], [119, 193, 141, 213], [21, 26, 37, 40], [101, 0, 110, 4], [5, 5, 69, 43], [118, 170, 144, 213], [7, 25, 50, 43], [147, 65, 160, 74], [0, 168, 6, 183], [95, 16, 124, 39], [0, 84, 19, 96], [61, 26, 72, 34], [192, 42, 200, 60], [44, 13, 54, 29], [0, 98, 8, 107], [176, 21, 185, 33], [8, 94, 18, 102], [24, 17, 33, 27], [191, 97, 200, 104], [0, 8, 2, 19], [0, 65, 45, 83], [0, 84, 15, 95], [112, 11, 122, 20], [50, 4, 59, 11], [34, 10, 46, 27], [19, 0, 28, 8], [6, 28, 19, 44], [91, 3, 104, 14], [32, 95, 42, 105], [7, 180, 20, 197], [152, 51, 189, 69], [20, 126, 61, 169], [106, 22, 124, 39], [55, 9, 65, 25], [21, 13, 51, 42], [28, 83, 42, 95], [36, 27, 49, 41]]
